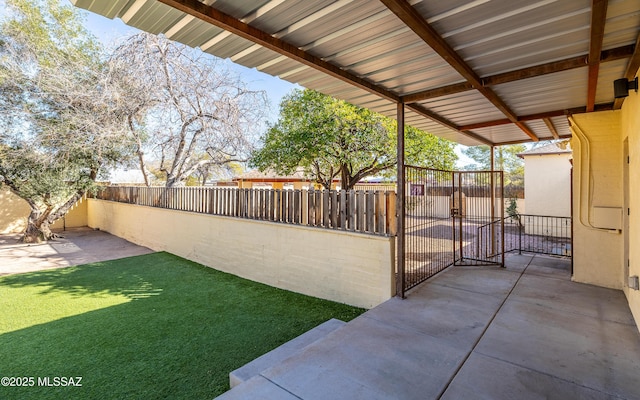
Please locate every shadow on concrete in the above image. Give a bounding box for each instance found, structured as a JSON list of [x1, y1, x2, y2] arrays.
[[0, 227, 153, 276]]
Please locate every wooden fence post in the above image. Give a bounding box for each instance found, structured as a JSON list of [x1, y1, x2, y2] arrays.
[[386, 191, 397, 235]]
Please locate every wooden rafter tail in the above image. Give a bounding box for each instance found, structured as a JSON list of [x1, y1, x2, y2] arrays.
[[543, 118, 560, 140]]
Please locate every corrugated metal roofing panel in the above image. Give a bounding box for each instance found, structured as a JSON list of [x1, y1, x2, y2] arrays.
[[596, 58, 629, 103], [522, 119, 561, 141], [550, 116, 572, 138], [604, 0, 640, 48], [466, 33, 590, 77], [230, 46, 283, 68], [426, 0, 589, 45], [331, 31, 424, 68], [165, 17, 221, 48], [120, 1, 185, 35], [202, 34, 258, 60], [71, 0, 131, 19], [302, 11, 404, 57], [271, 1, 387, 46], [257, 57, 304, 77], [248, 0, 337, 39], [416, 0, 593, 76], [419, 91, 506, 126], [350, 51, 461, 87], [211, 0, 272, 19], [71, 0, 640, 146], [469, 124, 533, 144], [492, 69, 589, 115]]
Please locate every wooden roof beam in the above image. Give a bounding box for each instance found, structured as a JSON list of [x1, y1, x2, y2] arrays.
[[402, 44, 634, 103], [586, 0, 608, 112], [497, 135, 572, 146], [157, 0, 400, 103], [543, 118, 560, 140], [380, 0, 538, 141], [402, 82, 473, 103], [406, 104, 494, 146], [487, 45, 631, 86], [457, 103, 615, 130], [614, 32, 640, 109]]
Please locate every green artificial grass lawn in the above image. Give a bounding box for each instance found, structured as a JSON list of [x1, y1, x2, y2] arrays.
[[0, 252, 364, 399]]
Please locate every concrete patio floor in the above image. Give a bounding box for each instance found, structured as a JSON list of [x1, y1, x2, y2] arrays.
[[218, 254, 640, 400], [0, 227, 153, 276]]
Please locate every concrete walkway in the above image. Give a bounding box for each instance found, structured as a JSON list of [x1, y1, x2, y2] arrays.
[[218, 254, 640, 399], [0, 227, 153, 276]]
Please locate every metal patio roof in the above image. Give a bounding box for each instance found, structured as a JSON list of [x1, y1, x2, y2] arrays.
[[71, 0, 640, 146]]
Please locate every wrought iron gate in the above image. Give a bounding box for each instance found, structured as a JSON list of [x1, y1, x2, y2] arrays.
[[451, 171, 505, 267], [400, 166, 504, 294]]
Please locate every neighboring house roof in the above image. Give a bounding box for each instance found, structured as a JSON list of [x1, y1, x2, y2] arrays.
[[518, 142, 572, 158], [232, 168, 315, 182]]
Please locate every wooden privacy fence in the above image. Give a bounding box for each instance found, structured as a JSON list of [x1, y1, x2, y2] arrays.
[[93, 186, 397, 236]]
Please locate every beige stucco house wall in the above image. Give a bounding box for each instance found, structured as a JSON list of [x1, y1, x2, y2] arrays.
[[571, 112, 623, 290], [519, 143, 572, 218], [620, 72, 640, 328], [570, 69, 639, 328]]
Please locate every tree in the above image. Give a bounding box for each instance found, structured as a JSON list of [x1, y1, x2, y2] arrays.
[[251, 89, 456, 190], [461, 144, 526, 186], [109, 33, 268, 187], [0, 0, 132, 242]]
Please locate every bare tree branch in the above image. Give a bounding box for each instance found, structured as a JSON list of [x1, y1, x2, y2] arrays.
[[110, 33, 268, 187]]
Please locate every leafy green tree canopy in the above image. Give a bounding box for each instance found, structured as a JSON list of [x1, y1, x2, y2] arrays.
[[251, 89, 456, 189], [461, 144, 526, 186], [0, 0, 133, 242]]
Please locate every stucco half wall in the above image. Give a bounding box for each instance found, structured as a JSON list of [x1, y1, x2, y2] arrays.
[[87, 199, 396, 309]]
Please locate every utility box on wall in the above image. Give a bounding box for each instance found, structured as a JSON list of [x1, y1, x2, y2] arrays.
[[591, 206, 622, 230]]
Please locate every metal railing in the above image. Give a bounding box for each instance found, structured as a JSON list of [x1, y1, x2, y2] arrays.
[[475, 218, 505, 261], [92, 186, 397, 236], [481, 214, 572, 257]]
